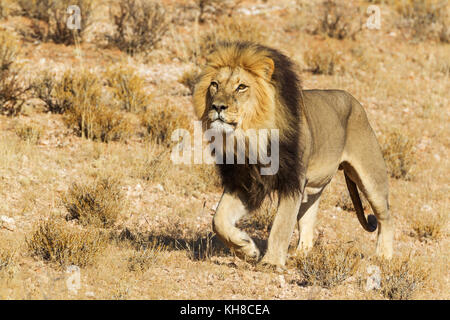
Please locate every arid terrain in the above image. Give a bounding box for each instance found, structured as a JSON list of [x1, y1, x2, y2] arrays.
[[0, 0, 448, 299]]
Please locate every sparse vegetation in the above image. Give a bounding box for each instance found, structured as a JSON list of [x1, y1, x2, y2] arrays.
[[126, 240, 165, 272], [295, 243, 361, 288], [50, 69, 132, 142], [105, 64, 151, 113], [395, 0, 449, 42], [304, 42, 342, 75], [27, 219, 107, 267], [0, 31, 27, 116], [140, 102, 191, 146], [18, 0, 93, 44], [63, 177, 125, 228], [107, 0, 168, 55], [313, 0, 363, 40], [15, 122, 42, 144], [380, 130, 415, 179], [178, 68, 200, 94], [376, 255, 429, 300], [410, 210, 447, 242]]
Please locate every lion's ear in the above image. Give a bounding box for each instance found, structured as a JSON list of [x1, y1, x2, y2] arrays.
[[262, 57, 275, 80]]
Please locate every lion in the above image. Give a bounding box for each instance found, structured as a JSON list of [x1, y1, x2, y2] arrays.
[[193, 41, 393, 268]]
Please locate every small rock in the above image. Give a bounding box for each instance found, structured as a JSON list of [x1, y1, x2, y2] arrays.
[[421, 204, 432, 212], [156, 184, 164, 192], [0, 215, 16, 231]]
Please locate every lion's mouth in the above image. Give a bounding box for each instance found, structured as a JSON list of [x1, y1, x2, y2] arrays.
[[210, 119, 236, 133]]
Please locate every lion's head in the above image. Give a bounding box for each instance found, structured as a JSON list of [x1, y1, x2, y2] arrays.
[[193, 41, 304, 210]]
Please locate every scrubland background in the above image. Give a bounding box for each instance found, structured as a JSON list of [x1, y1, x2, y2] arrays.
[[0, 0, 448, 300]]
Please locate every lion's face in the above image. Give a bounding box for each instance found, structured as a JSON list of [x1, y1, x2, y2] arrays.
[[206, 67, 261, 133], [193, 44, 278, 133]]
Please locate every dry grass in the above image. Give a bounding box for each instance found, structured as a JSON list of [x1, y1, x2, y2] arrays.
[[140, 102, 191, 146], [27, 219, 107, 267], [304, 42, 342, 75], [14, 122, 42, 144], [126, 240, 166, 272], [53, 69, 132, 142], [313, 0, 363, 40], [394, 0, 449, 42], [380, 130, 415, 180], [63, 177, 125, 228], [295, 243, 362, 288], [18, 0, 94, 44], [410, 210, 448, 242], [104, 64, 151, 113], [375, 255, 429, 300], [107, 0, 168, 55], [0, 243, 15, 271], [0, 31, 27, 116]]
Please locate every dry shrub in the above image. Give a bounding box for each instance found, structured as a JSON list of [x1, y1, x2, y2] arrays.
[[49, 69, 132, 142], [376, 255, 429, 300], [178, 67, 200, 95], [313, 0, 363, 40], [195, 0, 242, 23], [0, 244, 15, 271], [18, 0, 93, 44], [380, 130, 415, 179], [63, 177, 125, 228], [0, 31, 27, 116], [14, 123, 42, 144], [27, 219, 107, 267], [107, 0, 168, 55], [32, 70, 70, 114], [410, 210, 447, 242], [304, 42, 342, 75], [140, 103, 191, 146], [126, 240, 165, 272], [395, 0, 449, 42], [104, 65, 151, 113], [295, 243, 361, 288]]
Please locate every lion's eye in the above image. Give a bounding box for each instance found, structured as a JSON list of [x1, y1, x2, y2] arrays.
[[236, 84, 248, 92], [210, 81, 218, 89]]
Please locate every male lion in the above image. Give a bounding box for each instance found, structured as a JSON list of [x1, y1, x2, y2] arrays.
[[193, 41, 393, 268]]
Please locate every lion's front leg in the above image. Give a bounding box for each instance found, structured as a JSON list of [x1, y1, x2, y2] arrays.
[[213, 189, 260, 261], [260, 194, 302, 267]]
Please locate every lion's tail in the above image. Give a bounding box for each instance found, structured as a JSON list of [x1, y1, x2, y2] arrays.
[[344, 172, 377, 232]]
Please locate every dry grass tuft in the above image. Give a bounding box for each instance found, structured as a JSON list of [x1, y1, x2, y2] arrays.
[[0, 244, 15, 271], [17, 0, 93, 44], [410, 210, 447, 242], [48, 69, 132, 142], [140, 103, 191, 146], [0, 31, 27, 116], [395, 0, 449, 42], [376, 255, 429, 300], [104, 65, 151, 113], [313, 0, 363, 40], [126, 240, 165, 272], [380, 130, 415, 179], [63, 177, 125, 228], [304, 42, 342, 75], [295, 243, 361, 288], [27, 219, 107, 267], [107, 0, 168, 55], [14, 123, 42, 144]]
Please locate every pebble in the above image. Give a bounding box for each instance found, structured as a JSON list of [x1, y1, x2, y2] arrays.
[[0, 215, 16, 231]]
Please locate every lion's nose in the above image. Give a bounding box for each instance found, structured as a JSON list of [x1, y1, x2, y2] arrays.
[[212, 104, 228, 112]]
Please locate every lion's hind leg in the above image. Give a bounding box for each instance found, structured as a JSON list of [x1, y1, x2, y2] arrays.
[[296, 189, 324, 255], [213, 189, 260, 261]]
